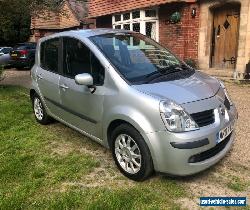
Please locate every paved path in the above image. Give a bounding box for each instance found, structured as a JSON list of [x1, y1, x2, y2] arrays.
[[0, 69, 31, 88]]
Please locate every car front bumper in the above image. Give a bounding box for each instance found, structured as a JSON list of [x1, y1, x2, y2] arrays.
[[146, 105, 238, 176]]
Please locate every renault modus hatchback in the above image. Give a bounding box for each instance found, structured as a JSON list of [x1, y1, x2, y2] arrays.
[[30, 29, 237, 181]]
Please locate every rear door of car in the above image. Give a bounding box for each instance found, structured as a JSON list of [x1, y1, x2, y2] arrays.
[[36, 38, 64, 118]]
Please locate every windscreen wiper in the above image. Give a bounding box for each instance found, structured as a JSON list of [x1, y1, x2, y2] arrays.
[[145, 71, 162, 78], [161, 66, 183, 74], [144, 71, 164, 84], [145, 66, 182, 84]]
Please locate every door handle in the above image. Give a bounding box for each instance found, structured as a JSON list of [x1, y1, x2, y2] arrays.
[[37, 74, 43, 80], [59, 84, 69, 90]]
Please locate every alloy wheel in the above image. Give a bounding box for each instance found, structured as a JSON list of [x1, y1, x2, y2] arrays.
[[114, 134, 142, 174], [34, 97, 43, 121]]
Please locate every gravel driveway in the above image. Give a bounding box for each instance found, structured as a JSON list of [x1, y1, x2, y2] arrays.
[[0, 69, 249, 208], [0, 69, 31, 88], [179, 82, 250, 209]]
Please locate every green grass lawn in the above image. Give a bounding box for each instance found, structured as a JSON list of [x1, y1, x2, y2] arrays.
[[0, 86, 187, 210]]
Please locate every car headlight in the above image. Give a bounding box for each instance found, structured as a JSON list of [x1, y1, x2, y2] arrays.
[[159, 100, 199, 132], [219, 80, 233, 105]]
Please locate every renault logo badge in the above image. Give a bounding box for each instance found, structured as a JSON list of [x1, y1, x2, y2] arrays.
[[220, 106, 225, 116]]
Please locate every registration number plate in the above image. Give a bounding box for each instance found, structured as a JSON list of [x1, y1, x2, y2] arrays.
[[216, 121, 234, 144], [11, 54, 17, 57]]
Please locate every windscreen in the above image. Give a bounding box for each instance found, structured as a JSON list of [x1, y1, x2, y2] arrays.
[[90, 32, 194, 84]]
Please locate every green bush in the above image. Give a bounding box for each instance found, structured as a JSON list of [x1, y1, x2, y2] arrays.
[[185, 58, 197, 69], [170, 12, 181, 24]]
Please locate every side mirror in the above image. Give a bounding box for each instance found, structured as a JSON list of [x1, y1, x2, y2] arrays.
[[0, 52, 4, 56], [75, 73, 93, 86]]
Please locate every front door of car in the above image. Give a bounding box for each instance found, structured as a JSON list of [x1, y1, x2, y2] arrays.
[[59, 37, 105, 139], [36, 38, 64, 118]]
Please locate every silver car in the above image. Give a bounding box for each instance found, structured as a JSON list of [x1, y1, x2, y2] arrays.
[[30, 29, 237, 181], [0, 47, 12, 65]]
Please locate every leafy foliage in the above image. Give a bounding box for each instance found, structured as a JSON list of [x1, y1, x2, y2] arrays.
[[185, 58, 197, 69], [170, 12, 181, 24], [0, 0, 64, 46]]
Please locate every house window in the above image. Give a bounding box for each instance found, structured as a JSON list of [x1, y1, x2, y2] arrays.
[[123, 13, 130, 21], [145, 9, 156, 17], [114, 14, 121, 22], [146, 22, 156, 40], [124, 24, 130, 30], [112, 9, 159, 42], [115, 25, 121, 29], [132, 11, 140, 19], [133, 23, 140, 32]]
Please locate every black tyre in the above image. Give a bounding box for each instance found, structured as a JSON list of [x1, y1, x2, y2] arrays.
[[111, 123, 154, 181], [32, 94, 51, 125], [15, 66, 23, 70]]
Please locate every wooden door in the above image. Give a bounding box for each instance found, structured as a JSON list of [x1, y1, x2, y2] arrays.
[[211, 5, 240, 69]]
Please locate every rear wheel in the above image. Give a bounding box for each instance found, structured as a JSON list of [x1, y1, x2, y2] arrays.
[[32, 94, 51, 124], [111, 124, 153, 181]]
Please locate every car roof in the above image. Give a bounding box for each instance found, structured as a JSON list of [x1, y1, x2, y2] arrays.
[[39, 28, 133, 42]]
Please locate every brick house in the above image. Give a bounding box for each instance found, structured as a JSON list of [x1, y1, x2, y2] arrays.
[[89, 0, 250, 78], [30, 0, 95, 42]]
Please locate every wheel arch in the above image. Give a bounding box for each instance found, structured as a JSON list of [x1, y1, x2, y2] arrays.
[[106, 118, 156, 177], [106, 117, 156, 168], [107, 119, 131, 148], [30, 89, 37, 100]]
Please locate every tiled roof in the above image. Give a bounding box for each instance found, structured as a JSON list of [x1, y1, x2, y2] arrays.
[[89, 0, 196, 17]]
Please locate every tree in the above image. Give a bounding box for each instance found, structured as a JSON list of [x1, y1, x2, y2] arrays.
[[0, 0, 64, 46]]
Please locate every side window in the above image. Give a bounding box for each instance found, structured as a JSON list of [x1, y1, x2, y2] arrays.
[[2, 48, 11, 54], [90, 53, 105, 86], [40, 38, 59, 73], [63, 37, 91, 77], [63, 37, 104, 85]]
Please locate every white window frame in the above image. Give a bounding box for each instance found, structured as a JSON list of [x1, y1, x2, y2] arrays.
[[112, 8, 159, 42]]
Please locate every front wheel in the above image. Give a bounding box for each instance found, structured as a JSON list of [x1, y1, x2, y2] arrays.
[[32, 94, 51, 124], [111, 124, 154, 181]]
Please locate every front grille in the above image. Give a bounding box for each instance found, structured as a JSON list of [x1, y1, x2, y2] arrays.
[[224, 96, 231, 110], [188, 133, 231, 163], [190, 109, 215, 127]]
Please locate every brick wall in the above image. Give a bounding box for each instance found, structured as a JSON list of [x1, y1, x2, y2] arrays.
[[31, 1, 80, 30], [159, 3, 199, 62], [94, 2, 200, 62]]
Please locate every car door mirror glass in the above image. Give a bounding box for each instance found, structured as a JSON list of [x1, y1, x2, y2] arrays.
[[75, 73, 93, 86]]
